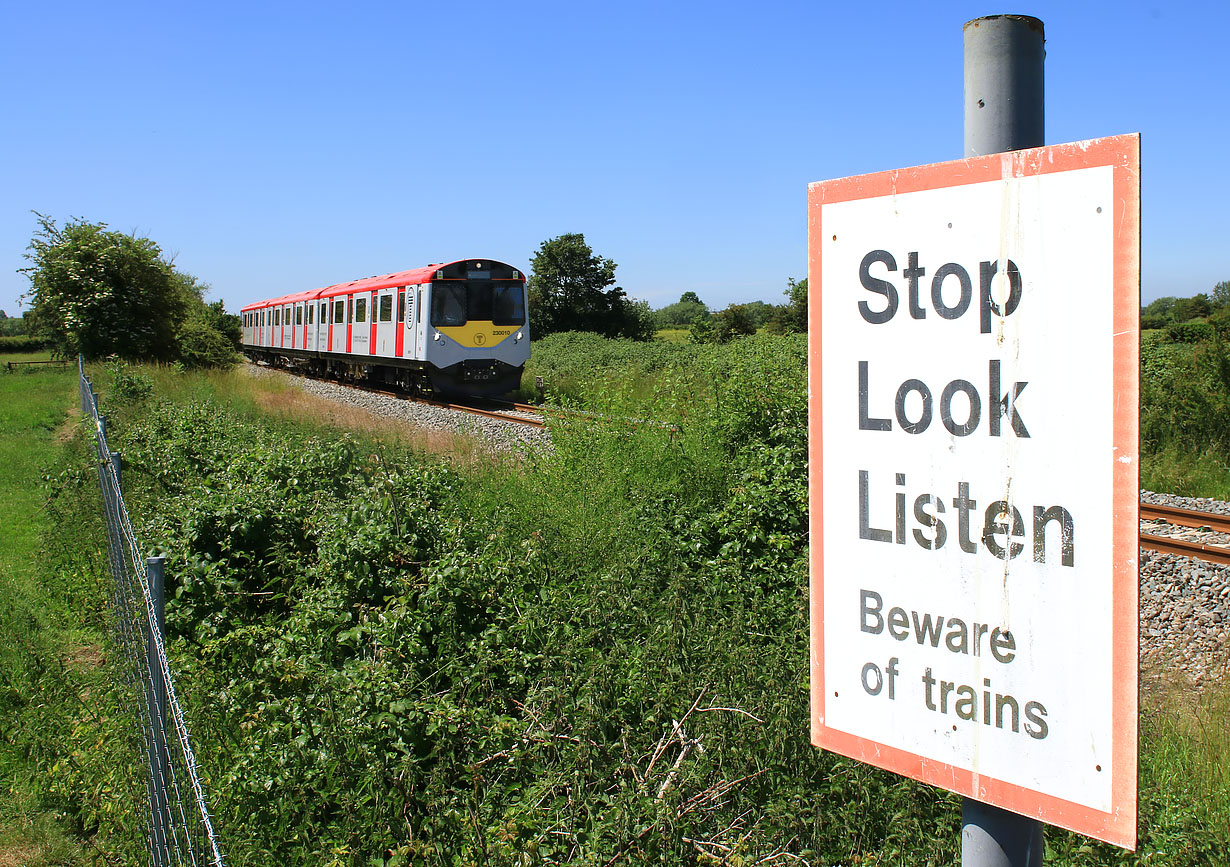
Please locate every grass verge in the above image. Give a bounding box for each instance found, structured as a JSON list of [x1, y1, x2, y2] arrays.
[[0, 364, 92, 866]]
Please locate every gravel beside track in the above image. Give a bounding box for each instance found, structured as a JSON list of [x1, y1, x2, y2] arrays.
[[1140, 491, 1230, 688], [244, 364, 552, 454]]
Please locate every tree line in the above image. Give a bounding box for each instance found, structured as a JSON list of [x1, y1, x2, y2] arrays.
[[526, 232, 807, 344]]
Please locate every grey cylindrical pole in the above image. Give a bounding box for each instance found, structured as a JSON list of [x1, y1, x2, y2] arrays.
[[964, 14, 1045, 157], [963, 799, 1044, 866], [145, 556, 169, 867], [962, 13, 1046, 867]]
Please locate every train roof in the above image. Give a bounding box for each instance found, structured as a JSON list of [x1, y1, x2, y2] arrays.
[[241, 259, 521, 311]]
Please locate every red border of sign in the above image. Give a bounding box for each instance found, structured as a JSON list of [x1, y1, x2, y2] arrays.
[[807, 134, 1140, 849]]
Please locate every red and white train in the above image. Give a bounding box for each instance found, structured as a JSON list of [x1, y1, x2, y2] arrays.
[[241, 258, 529, 396]]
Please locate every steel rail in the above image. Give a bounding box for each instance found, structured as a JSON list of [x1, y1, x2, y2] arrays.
[[1138, 532, 1230, 567], [1139, 502, 1230, 535], [419, 396, 546, 428], [1138, 502, 1230, 566]]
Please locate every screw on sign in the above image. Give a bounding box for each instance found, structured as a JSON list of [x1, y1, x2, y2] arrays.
[[807, 134, 1140, 850]]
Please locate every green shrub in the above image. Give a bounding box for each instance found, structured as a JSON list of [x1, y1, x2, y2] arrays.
[[1166, 320, 1214, 344], [0, 335, 47, 353]]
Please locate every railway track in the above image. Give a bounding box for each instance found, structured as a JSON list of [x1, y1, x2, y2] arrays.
[[419, 395, 546, 428], [1139, 503, 1230, 566]]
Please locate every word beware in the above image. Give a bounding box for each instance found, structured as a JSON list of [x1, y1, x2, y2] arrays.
[[859, 589, 1016, 661]]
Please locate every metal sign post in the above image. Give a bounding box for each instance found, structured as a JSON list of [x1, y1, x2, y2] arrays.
[[961, 15, 1045, 867]]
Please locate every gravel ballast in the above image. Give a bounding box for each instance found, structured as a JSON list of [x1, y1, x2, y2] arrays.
[[1140, 490, 1230, 688], [245, 365, 551, 454]]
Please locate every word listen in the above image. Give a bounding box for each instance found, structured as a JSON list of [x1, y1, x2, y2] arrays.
[[859, 471, 1075, 565]]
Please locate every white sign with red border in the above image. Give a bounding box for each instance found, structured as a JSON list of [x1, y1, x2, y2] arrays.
[[808, 135, 1139, 849]]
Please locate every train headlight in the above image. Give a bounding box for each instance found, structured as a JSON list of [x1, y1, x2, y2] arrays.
[[432, 332, 441, 342], [516, 331, 523, 341]]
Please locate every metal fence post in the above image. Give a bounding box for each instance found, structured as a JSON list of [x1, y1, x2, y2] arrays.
[[146, 556, 170, 867], [961, 13, 1046, 867], [110, 451, 122, 491]]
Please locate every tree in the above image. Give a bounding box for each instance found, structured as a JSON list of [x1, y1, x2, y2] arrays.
[[527, 233, 651, 340], [21, 214, 186, 360], [691, 303, 757, 344], [20, 213, 237, 365], [1142, 296, 1177, 319], [0, 311, 29, 337], [653, 294, 709, 329], [173, 271, 242, 368], [766, 277, 808, 334], [1172, 294, 1211, 324], [1212, 281, 1230, 309]]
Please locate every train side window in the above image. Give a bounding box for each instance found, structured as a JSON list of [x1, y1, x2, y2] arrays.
[[380, 294, 393, 322], [276, 308, 281, 326], [320, 302, 327, 323], [397, 290, 405, 323], [295, 306, 303, 326], [307, 305, 313, 325], [333, 300, 344, 324], [352, 297, 363, 323]]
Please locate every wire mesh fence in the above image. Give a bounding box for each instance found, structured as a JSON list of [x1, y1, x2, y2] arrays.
[[79, 358, 225, 867]]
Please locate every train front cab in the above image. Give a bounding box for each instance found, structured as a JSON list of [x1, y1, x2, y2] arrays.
[[422, 260, 529, 396]]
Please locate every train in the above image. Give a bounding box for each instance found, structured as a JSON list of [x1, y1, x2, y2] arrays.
[[240, 258, 529, 396]]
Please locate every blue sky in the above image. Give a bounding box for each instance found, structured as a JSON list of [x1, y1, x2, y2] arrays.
[[1, 1, 1224, 317]]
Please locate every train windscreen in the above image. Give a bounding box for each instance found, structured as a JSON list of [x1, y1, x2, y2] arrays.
[[431, 282, 525, 327]]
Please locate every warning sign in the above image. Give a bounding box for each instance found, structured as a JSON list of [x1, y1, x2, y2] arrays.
[[807, 135, 1139, 849]]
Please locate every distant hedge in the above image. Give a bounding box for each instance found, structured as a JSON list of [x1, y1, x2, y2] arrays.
[[0, 335, 47, 353], [1166, 320, 1215, 344]]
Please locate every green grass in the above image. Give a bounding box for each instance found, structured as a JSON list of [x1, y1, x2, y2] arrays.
[[654, 327, 691, 342], [1, 349, 58, 364], [0, 364, 94, 865], [1141, 444, 1230, 499]]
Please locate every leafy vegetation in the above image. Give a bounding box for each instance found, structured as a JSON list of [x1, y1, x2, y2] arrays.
[[526, 234, 655, 341], [1140, 282, 1230, 497], [651, 293, 709, 329], [0, 309, 33, 337], [0, 335, 46, 353], [19, 213, 241, 367]]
